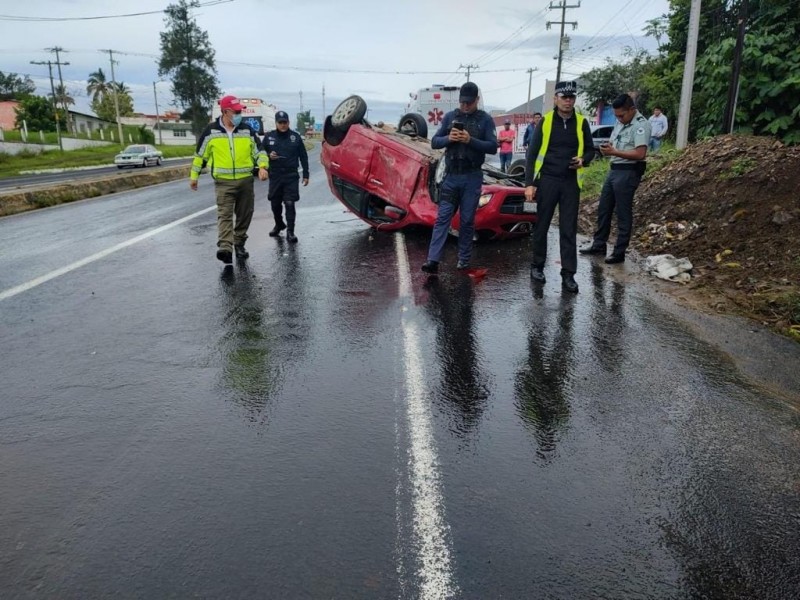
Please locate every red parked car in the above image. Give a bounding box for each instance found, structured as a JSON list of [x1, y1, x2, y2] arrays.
[[320, 95, 537, 240]]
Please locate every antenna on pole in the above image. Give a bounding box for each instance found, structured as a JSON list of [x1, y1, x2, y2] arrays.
[[547, 1, 580, 83], [30, 60, 63, 151], [100, 49, 125, 145], [45, 46, 71, 133], [459, 63, 479, 81]]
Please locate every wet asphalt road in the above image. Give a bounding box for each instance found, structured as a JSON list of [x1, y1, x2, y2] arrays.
[[0, 159, 192, 191], [2, 146, 800, 599]]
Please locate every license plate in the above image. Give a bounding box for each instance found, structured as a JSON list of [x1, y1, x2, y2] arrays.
[[523, 201, 537, 213]]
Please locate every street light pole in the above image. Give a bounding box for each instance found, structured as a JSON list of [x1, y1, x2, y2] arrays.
[[153, 81, 163, 145]]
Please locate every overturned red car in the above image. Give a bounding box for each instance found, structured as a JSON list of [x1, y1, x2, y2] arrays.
[[320, 95, 537, 240]]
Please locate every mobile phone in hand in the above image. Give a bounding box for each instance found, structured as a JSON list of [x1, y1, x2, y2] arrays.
[[452, 121, 465, 131]]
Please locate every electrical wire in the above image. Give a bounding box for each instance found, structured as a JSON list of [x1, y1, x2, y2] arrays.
[[0, 1, 232, 22]]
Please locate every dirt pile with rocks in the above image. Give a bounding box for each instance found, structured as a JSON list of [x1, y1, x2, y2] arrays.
[[580, 134, 800, 341]]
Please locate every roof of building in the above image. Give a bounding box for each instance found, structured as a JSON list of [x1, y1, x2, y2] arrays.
[[68, 109, 116, 124]]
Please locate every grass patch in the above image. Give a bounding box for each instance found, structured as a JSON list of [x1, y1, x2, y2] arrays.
[[0, 144, 195, 178], [719, 156, 756, 180]]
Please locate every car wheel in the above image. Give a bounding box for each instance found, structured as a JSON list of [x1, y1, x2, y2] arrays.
[[117, 165, 124, 169], [323, 115, 347, 146], [156, 157, 162, 166], [141, 159, 147, 168], [331, 95, 367, 130], [508, 158, 527, 177], [397, 113, 428, 138]]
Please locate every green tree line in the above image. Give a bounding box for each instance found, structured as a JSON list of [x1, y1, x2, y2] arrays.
[[581, 0, 800, 144]]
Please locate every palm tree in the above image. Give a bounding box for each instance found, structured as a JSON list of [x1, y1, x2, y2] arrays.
[[86, 68, 109, 104], [110, 81, 131, 95], [50, 83, 75, 108]]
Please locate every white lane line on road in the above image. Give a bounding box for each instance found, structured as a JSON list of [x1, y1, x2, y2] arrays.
[[0, 206, 216, 302], [394, 233, 458, 600]]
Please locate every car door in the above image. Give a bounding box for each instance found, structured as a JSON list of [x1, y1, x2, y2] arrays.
[[366, 139, 424, 213]]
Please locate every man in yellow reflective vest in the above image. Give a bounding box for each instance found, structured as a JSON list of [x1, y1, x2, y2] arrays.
[[524, 81, 595, 293], [190, 95, 269, 265]]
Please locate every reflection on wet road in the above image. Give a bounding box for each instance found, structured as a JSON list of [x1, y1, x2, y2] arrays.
[[1, 146, 799, 599]]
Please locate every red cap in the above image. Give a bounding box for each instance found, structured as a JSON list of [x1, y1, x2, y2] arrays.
[[219, 95, 244, 111]]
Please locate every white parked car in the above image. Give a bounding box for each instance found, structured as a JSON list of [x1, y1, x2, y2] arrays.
[[114, 145, 163, 169]]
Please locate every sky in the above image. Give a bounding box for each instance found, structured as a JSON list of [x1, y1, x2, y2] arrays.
[[0, 0, 671, 125]]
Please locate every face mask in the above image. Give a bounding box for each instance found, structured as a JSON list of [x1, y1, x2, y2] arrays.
[[231, 114, 243, 127]]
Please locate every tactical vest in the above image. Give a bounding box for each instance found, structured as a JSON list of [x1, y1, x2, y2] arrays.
[[533, 110, 586, 189], [446, 109, 487, 170]]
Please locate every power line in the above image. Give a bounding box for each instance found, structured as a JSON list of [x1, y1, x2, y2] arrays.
[[0, 1, 232, 22]]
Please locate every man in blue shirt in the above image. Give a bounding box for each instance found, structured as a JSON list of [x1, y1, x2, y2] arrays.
[[522, 112, 542, 152], [422, 82, 497, 274]]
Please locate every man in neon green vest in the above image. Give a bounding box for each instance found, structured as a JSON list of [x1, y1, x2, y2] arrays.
[[524, 81, 595, 293]]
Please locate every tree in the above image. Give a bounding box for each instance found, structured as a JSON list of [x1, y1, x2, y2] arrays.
[[91, 90, 134, 122], [650, 0, 800, 144], [0, 71, 36, 101], [295, 110, 315, 134], [50, 84, 75, 109], [14, 95, 62, 132], [581, 49, 656, 108], [86, 68, 110, 104], [158, 0, 220, 137]]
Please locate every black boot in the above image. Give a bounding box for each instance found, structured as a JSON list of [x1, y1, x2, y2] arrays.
[[234, 244, 249, 260], [530, 266, 546, 283], [269, 222, 286, 237], [286, 227, 298, 243], [561, 273, 579, 293]]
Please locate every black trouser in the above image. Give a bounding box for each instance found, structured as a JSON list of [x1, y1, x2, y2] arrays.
[[592, 169, 641, 256], [531, 174, 580, 275], [268, 174, 300, 229]]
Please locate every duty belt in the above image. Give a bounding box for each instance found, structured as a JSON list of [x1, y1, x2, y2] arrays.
[[447, 163, 481, 175]]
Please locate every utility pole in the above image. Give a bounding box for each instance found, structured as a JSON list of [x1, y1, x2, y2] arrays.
[[459, 63, 479, 81], [30, 60, 63, 151], [676, 0, 702, 149], [723, 0, 748, 134], [153, 81, 163, 145], [45, 46, 71, 133], [547, 1, 580, 83], [100, 49, 124, 145], [526, 67, 535, 114], [299, 90, 304, 113]]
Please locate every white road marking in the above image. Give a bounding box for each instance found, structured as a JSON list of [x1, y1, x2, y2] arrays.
[[394, 233, 458, 599], [0, 206, 216, 302]]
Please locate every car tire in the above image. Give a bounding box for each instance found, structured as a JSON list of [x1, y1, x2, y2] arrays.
[[117, 166, 124, 169], [323, 115, 347, 146], [508, 158, 527, 177], [330, 95, 367, 131], [156, 157, 162, 166], [397, 113, 428, 138], [141, 159, 147, 168]]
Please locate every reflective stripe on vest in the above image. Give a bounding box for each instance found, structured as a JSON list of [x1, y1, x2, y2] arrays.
[[533, 110, 585, 190]]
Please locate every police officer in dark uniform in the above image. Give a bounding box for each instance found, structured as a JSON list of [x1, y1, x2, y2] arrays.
[[421, 81, 497, 274], [524, 81, 595, 293], [580, 93, 650, 264], [263, 110, 309, 243]]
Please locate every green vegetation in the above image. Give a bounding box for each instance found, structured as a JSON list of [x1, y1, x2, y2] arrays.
[[583, 144, 684, 200], [719, 156, 757, 179], [0, 145, 195, 178], [158, 0, 221, 137], [2, 123, 154, 146], [86, 70, 135, 122], [581, 0, 800, 145]]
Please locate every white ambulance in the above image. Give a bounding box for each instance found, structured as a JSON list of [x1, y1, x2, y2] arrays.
[[398, 84, 485, 139], [211, 97, 278, 137]]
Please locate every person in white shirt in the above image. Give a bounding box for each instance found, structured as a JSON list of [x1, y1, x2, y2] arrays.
[[648, 106, 668, 153]]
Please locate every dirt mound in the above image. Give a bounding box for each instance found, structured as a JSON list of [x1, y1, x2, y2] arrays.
[[581, 134, 800, 340]]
